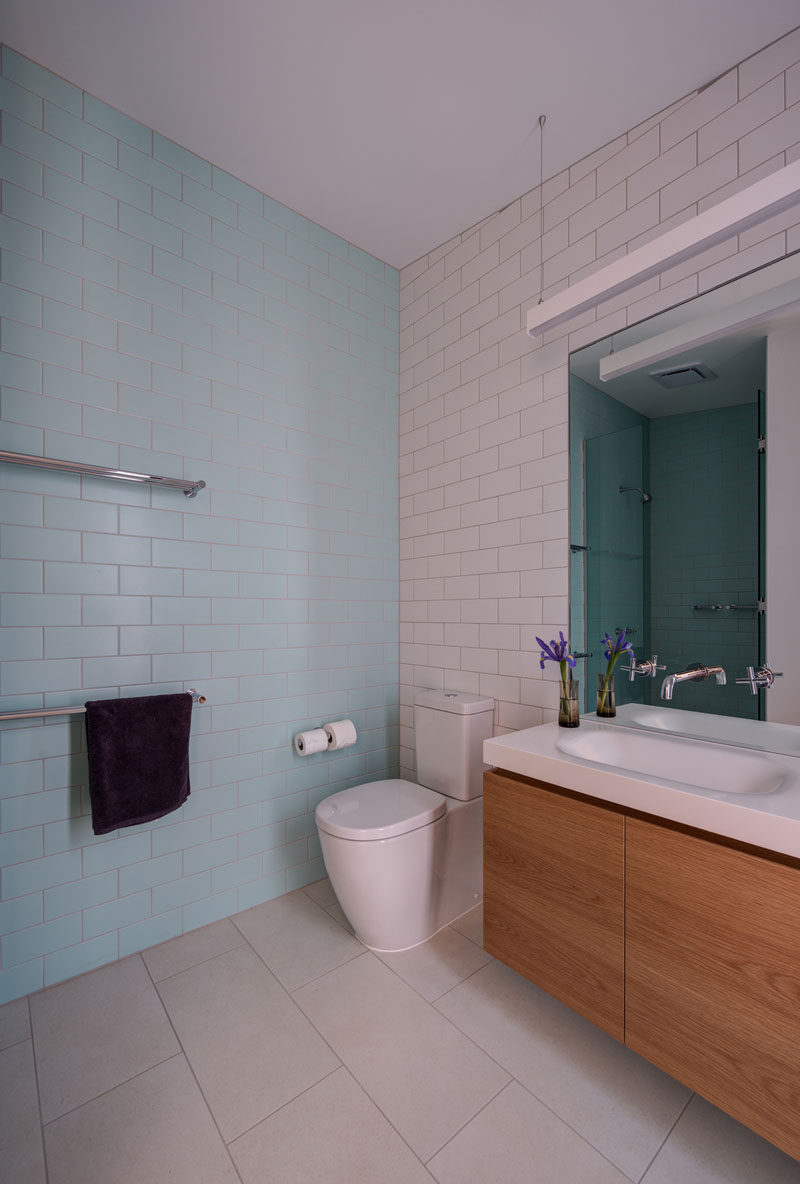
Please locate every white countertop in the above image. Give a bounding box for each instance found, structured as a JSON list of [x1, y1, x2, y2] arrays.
[[484, 719, 800, 861]]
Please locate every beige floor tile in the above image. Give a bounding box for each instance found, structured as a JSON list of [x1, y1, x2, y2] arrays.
[[436, 959, 690, 1181], [230, 1066, 433, 1184], [302, 876, 338, 909], [0, 995, 31, 1049], [428, 1080, 631, 1184], [449, 904, 483, 947], [44, 1054, 239, 1184], [141, 917, 246, 982], [232, 891, 363, 990], [31, 955, 179, 1123], [0, 1040, 46, 1184], [293, 952, 509, 1162], [641, 1095, 800, 1184], [157, 942, 339, 1142], [324, 899, 356, 934], [376, 925, 493, 1001]]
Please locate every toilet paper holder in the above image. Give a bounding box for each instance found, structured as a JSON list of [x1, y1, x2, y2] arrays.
[[294, 719, 358, 756]]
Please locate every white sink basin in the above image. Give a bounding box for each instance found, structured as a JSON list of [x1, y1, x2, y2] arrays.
[[555, 726, 784, 795]]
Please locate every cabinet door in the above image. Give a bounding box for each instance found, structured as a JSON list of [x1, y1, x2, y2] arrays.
[[626, 818, 800, 1161], [483, 770, 625, 1040]]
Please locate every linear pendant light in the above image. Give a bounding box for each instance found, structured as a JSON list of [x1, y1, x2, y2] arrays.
[[527, 158, 800, 337]]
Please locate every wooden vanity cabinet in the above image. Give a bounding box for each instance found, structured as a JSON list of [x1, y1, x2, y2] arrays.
[[626, 818, 800, 1161], [483, 769, 625, 1041], [484, 768, 800, 1162]]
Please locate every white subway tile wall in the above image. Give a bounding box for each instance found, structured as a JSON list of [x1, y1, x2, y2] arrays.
[[397, 30, 800, 774], [0, 46, 399, 1004]]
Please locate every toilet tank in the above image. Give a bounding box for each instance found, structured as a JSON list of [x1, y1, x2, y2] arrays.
[[414, 690, 494, 800]]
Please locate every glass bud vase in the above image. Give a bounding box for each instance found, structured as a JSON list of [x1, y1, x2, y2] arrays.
[[558, 678, 580, 728], [596, 673, 616, 717]]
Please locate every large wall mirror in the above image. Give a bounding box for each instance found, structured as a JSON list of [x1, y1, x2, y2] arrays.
[[569, 251, 800, 750]]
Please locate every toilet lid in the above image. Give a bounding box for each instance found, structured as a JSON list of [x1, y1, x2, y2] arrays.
[[315, 779, 446, 841]]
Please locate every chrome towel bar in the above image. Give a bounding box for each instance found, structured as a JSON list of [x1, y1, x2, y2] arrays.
[[0, 450, 206, 498], [0, 689, 206, 723]]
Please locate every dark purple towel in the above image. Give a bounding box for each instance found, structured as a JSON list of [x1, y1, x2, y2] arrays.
[[85, 693, 192, 835]]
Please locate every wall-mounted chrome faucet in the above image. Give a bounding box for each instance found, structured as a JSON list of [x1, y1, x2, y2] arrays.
[[620, 654, 665, 681], [661, 663, 727, 700], [735, 664, 783, 694]]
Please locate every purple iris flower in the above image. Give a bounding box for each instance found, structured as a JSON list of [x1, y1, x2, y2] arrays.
[[602, 628, 634, 668], [536, 631, 576, 672]]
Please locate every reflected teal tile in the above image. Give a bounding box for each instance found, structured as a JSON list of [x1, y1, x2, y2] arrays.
[[3, 48, 81, 115], [184, 233, 238, 279], [2, 849, 81, 898], [261, 696, 310, 725], [0, 958, 42, 1004], [44, 931, 118, 987], [309, 222, 348, 260], [287, 812, 316, 842], [0, 892, 43, 936], [43, 363, 116, 409], [0, 212, 41, 262]]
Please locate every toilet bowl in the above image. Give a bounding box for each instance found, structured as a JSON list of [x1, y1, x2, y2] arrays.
[[315, 690, 494, 951]]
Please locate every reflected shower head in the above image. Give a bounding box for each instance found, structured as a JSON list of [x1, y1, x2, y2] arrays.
[[619, 485, 652, 503]]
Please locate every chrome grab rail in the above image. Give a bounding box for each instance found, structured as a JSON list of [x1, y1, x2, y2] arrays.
[[0, 450, 206, 498], [0, 689, 206, 723]]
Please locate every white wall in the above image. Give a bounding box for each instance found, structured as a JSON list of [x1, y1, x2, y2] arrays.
[[398, 26, 800, 773]]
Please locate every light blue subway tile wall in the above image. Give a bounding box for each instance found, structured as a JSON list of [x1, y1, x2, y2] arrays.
[[0, 46, 399, 1004]]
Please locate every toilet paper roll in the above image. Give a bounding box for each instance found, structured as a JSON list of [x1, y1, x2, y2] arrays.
[[294, 728, 329, 756], [324, 719, 358, 751]]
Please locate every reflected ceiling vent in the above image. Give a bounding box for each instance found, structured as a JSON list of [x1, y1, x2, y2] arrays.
[[649, 362, 718, 389]]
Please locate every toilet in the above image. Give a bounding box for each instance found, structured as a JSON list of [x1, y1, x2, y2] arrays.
[[315, 690, 494, 951]]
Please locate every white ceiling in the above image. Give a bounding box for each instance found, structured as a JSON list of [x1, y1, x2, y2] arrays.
[[3, 2, 799, 268]]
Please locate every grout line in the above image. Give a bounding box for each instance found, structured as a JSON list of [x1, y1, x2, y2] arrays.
[[141, 951, 247, 1184], [27, 994, 51, 1184], [635, 1092, 694, 1184]]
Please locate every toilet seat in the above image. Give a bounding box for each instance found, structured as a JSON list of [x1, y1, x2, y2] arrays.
[[315, 779, 446, 841]]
